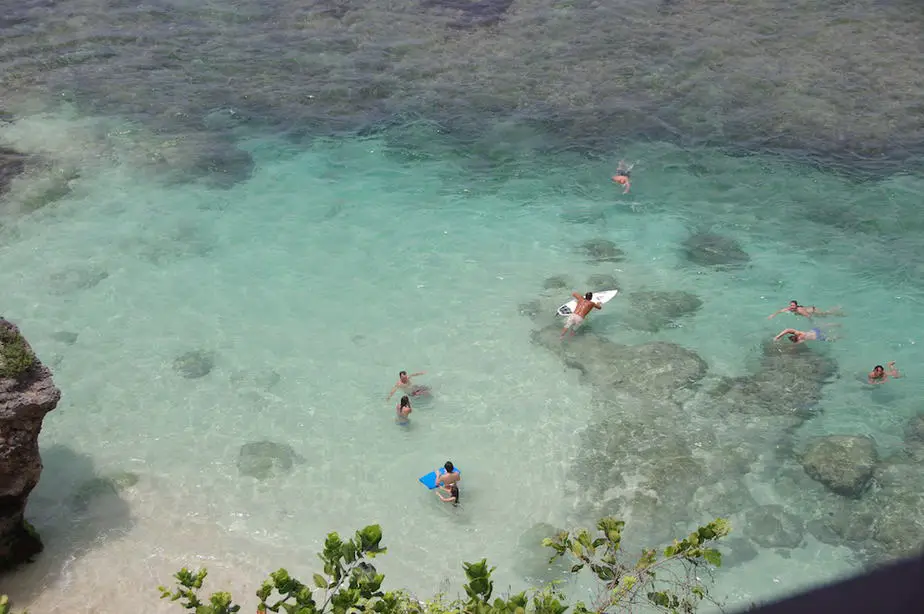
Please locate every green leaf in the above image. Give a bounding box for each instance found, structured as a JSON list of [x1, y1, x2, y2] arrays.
[[570, 564, 584, 573], [702, 548, 722, 567], [312, 574, 328, 589]]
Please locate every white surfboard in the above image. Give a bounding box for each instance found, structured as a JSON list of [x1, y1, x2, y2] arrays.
[[557, 290, 619, 317]]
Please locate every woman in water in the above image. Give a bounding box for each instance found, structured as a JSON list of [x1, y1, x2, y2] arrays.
[[767, 300, 842, 320], [437, 483, 459, 506], [868, 362, 900, 385], [395, 395, 412, 425], [611, 160, 634, 194]]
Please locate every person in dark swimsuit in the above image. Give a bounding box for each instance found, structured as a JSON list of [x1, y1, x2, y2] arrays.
[[437, 483, 459, 506], [611, 160, 634, 194], [395, 395, 412, 424]]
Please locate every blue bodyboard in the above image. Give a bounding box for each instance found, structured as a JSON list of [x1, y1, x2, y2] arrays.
[[418, 467, 461, 490]]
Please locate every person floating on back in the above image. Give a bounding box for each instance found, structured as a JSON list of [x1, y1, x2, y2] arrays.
[[611, 160, 634, 194], [767, 300, 842, 320], [387, 370, 429, 400], [868, 362, 900, 385], [395, 395, 412, 425], [561, 291, 603, 339]]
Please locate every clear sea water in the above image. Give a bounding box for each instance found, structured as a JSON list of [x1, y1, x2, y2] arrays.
[[3, 2, 924, 612]]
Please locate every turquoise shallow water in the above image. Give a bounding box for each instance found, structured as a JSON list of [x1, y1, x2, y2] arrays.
[[3, 112, 924, 611]]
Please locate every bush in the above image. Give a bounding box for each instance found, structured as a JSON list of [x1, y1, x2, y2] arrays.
[[160, 517, 730, 614], [0, 325, 36, 379]]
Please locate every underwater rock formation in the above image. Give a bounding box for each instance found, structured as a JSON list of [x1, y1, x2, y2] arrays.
[[0, 318, 61, 570], [0, 147, 28, 197], [682, 232, 750, 268], [238, 440, 304, 480], [579, 238, 626, 263], [801, 435, 878, 498], [626, 290, 703, 332], [173, 350, 215, 379], [744, 504, 805, 549]]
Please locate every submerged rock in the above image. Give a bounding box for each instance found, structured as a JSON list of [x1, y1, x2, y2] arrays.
[[586, 273, 619, 289], [542, 275, 571, 290], [579, 238, 625, 263], [0, 318, 61, 570], [238, 441, 303, 480], [626, 290, 703, 332], [531, 326, 708, 397], [51, 331, 79, 345], [173, 350, 215, 379], [709, 341, 837, 418], [903, 412, 924, 445], [513, 522, 570, 584], [0, 147, 27, 197], [48, 266, 109, 295], [70, 471, 140, 512], [682, 233, 750, 267], [744, 504, 805, 549], [801, 435, 878, 498]]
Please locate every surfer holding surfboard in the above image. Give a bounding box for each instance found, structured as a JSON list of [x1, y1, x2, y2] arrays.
[[560, 291, 603, 339]]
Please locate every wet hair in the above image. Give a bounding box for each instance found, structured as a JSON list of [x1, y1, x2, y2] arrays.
[[584, 292, 593, 300], [788, 334, 799, 343], [444, 461, 454, 473], [874, 365, 884, 371], [450, 484, 459, 505], [399, 395, 411, 408], [399, 370, 408, 377]]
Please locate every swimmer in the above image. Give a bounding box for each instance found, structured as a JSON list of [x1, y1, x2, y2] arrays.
[[561, 291, 603, 339], [386, 370, 428, 400], [773, 327, 837, 344], [395, 395, 412, 424], [434, 461, 461, 488], [767, 300, 842, 320], [868, 362, 900, 385], [437, 483, 460, 506], [611, 160, 634, 194]]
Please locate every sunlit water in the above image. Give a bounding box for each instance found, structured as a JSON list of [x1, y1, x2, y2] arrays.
[[2, 109, 924, 612]]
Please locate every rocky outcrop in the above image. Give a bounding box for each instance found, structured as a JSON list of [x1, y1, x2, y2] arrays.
[[579, 238, 626, 263], [801, 435, 878, 498], [626, 290, 703, 332], [0, 318, 61, 570], [0, 147, 28, 197], [682, 232, 750, 268]]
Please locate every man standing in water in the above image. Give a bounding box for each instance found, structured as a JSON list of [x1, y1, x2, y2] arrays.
[[434, 461, 460, 488], [386, 370, 428, 400], [561, 292, 603, 339]]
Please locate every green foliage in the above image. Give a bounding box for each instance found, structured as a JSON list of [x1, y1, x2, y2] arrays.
[[161, 519, 730, 614], [0, 325, 36, 379]]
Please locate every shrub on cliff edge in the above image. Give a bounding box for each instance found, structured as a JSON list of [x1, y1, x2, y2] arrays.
[[0, 324, 36, 379], [160, 517, 730, 614]]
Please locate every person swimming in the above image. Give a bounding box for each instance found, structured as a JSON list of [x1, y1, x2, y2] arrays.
[[611, 160, 634, 194], [767, 300, 842, 320], [395, 395, 412, 424], [773, 327, 834, 344], [386, 370, 429, 400], [560, 291, 603, 339], [868, 362, 900, 385]]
